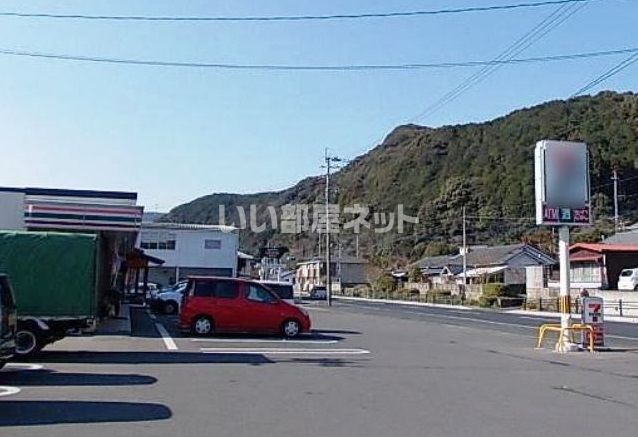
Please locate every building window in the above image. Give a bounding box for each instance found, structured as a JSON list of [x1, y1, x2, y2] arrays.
[[204, 239, 222, 250], [141, 231, 176, 251]]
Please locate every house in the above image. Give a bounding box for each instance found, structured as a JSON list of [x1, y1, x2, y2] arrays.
[[566, 243, 638, 290], [413, 244, 556, 286], [138, 222, 239, 286], [296, 256, 368, 292]]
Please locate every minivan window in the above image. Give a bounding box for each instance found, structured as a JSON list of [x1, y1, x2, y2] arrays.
[[193, 280, 239, 298], [247, 284, 277, 303], [194, 281, 216, 297], [620, 270, 634, 277], [216, 281, 239, 299], [266, 284, 293, 300]]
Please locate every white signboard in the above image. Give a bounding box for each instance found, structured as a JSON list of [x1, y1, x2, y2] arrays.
[[582, 296, 604, 324], [535, 140, 591, 226]]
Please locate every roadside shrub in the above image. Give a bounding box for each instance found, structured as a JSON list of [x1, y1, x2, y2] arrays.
[[479, 283, 506, 307], [373, 274, 396, 294], [352, 285, 369, 298], [408, 265, 423, 283]]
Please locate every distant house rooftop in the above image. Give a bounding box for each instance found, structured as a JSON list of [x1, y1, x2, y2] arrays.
[[414, 243, 555, 269], [603, 230, 638, 245]]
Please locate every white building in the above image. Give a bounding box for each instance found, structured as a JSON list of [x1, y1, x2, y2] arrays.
[[138, 222, 239, 286]]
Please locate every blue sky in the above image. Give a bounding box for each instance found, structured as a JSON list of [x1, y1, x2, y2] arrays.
[[0, 0, 635, 210]]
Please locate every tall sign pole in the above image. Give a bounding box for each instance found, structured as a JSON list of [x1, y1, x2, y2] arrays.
[[535, 140, 591, 353]]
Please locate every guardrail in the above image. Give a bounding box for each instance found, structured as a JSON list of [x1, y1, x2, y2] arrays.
[[523, 297, 638, 317]]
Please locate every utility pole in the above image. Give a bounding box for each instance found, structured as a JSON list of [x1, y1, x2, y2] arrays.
[[612, 170, 619, 231], [324, 148, 342, 306], [462, 206, 467, 287]]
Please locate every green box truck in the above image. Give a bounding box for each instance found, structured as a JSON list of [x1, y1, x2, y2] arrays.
[[0, 231, 101, 356]]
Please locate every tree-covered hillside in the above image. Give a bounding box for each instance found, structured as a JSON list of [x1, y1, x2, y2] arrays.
[[163, 91, 638, 262]]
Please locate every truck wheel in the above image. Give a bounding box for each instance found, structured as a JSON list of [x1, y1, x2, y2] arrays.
[[16, 328, 43, 357]]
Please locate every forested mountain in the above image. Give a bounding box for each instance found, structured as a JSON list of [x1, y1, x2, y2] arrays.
[[163, 91, 638, 263]]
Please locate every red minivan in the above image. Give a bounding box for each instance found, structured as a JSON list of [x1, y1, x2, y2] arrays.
[[179, 276, 311, 338]]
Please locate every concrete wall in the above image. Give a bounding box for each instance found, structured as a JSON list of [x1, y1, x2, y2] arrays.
[[0, 191, 25, 230]]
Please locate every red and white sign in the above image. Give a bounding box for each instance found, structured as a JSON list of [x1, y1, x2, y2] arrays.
[[582, 296, 605, 347]]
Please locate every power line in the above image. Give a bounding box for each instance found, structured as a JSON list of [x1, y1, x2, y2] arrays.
[[571, 52, 638, 96], [0, 1, 595, 22], [0, 45, 635, 71], [410, 1, 589, 122]]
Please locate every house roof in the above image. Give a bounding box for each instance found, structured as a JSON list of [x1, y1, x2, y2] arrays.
[[570, 243, 638, 253], [142, 222, 237, 232], [413, 254, 460, 269], [461, 265, 508, 278], [603, 231, 638, 245], [296, 256, 367, 266], [414, 243, 555, 269]]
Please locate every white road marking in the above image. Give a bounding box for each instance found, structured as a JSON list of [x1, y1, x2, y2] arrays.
[[200, 347, 370, 355], [192, 338, 338, 344], [155, 323, 178, 350], [0, 386, 21, 397], [150, 314, 157, 320], [1, 363, 44, 371]]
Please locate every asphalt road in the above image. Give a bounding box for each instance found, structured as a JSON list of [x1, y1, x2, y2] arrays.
[[333, 298, 638, 349], [1, 301, 638, 437]]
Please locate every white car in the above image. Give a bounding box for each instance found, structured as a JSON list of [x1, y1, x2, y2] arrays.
[[618, 268, 638, 291], [154, 281, 188, 314]]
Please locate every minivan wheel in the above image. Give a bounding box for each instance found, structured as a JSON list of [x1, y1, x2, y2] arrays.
[[282, 319, 301, 338], [192, 316, 214, 336], [16, 329, 41, 356], [164, 300, 178, 315]]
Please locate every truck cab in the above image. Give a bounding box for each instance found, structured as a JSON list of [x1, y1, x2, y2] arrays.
[[0, 274, 17, 369]]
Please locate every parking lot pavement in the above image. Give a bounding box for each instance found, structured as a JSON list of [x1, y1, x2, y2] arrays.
[[149, 305, 371, 356], [3, 302, 638, 437]]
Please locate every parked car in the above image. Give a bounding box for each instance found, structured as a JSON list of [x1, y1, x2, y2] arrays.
[[150, 281, 188, 314], [130, 282, 160, 298], [179, 276, 311, 338], [310, 285, 328, 300], [258, 280, 295, 304], [618, 268, 638, 291], [0, 274, 17, 369]]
